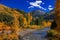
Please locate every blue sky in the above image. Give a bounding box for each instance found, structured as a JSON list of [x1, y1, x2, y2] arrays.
[[0, 0, 56, 12]]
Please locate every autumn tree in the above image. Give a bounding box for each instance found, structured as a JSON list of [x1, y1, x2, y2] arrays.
[[27, 13, 32, 25], [54, 0, 60, 32], [47, 0, 60, 40]]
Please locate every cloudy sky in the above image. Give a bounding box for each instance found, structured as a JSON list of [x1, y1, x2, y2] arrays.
[[0, 0, 56, 12]]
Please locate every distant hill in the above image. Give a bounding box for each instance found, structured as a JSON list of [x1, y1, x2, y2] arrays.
[[29, 9, 55, 20], [43, 9, 55, 20], [30, 10, 46, 17]]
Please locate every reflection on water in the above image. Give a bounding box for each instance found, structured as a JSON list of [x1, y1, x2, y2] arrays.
[[22, 27, 50, 40]]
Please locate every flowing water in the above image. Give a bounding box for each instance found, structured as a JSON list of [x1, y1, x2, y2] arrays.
[[22, 27, 50, 40]]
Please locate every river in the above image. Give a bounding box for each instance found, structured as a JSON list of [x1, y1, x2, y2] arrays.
[[21, 27, 51, 40]]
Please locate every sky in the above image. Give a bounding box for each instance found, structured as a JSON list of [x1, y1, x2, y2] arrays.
[[0, 0, 56, 12]]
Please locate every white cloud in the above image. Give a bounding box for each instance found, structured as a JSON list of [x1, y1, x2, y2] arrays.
[[48, 5, 53, 10], [28, 6, 34, 8], [48, 7, 53, 10], [27, 0, 47, 10], [49, 5, 52, 7]]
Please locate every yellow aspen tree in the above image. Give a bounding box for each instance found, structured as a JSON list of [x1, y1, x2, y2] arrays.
[[22, 17, 28, 28], [27, 13, 32, 26]]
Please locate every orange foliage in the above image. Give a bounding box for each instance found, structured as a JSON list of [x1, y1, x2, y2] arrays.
[[42, 21, 51, 27], [27, 13, 32, 25], [29, 25, 40, 29]]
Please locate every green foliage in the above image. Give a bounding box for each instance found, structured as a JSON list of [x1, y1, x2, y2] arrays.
[[0, 13, 14, 26], [30, 16, 44, 25], [30, 19, 35, 25], [18, 17, 24, 28], [39, 16, 44, 24]]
